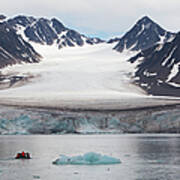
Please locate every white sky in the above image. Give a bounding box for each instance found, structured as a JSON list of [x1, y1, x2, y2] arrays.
[[1, 0, 180, 39]]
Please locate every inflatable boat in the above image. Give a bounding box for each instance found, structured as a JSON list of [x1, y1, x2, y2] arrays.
[[15, 151, 31, 159]]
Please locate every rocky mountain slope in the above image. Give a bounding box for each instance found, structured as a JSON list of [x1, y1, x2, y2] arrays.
[[129, 32, 180, 96], [0, 18, 41, 68], [0, 14, 105, 91], [1, 14, 180, 98], [0, 15, 104, 69], [109, 16, 175, 52], [7, 15, 104, 49]]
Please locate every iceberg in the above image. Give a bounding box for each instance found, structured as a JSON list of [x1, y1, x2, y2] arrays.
[[52, 152, 121, 165]]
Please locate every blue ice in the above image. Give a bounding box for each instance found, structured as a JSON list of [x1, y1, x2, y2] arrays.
[[53, 152, 121, 165]]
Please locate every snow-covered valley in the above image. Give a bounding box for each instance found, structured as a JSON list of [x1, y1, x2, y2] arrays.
[[0, 43, 146, 108], [0, 42, 180, 110]]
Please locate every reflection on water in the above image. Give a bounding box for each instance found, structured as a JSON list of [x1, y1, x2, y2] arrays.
[[134, 136, 180, 180], [0, 135, 180, 180]]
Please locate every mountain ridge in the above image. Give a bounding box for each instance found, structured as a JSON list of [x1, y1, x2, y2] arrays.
[[129, 31, 180, 96], [7, 15, 104, 48], [109, 16, 175, 52], [0, 14, 105, 69], [1, 14, 180, 97], [0, 21, 41, 68]]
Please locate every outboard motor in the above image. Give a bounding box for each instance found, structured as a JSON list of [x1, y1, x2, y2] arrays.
[[15, 151, 31, 159]]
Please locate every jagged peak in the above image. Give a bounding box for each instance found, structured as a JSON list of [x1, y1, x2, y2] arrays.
[[37, 17, 50, 23], [51, 17, 66, 33], [112, 15, 175, 52], [13, 15, 35, 20], [140, 16, 152, 21], [51, 17, 64, 25], [136, 16, 155, 26], [0, 15, 6, 20], [7, 15, 36, 28]]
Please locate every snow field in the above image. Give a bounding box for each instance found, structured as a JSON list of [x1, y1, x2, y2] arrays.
[[0, 43, 144, 101]]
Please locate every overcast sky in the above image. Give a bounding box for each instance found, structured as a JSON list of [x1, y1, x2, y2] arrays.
[[1, 0, 180, 39]]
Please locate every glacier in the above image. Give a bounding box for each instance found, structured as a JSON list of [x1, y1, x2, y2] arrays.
[[52, 152, 121, 165], [0, 36, 180, 135], [0, 43, 179, 110], [0, 43, 145, 108]]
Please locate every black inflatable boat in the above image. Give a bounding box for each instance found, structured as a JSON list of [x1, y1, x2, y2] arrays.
[[15, 151, 31, 159]]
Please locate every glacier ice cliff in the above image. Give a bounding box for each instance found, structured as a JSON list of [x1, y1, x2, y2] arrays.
[[0, 105, 180, 134]]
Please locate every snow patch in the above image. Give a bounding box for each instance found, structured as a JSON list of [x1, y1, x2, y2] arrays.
[[137, 24, 145, 36], [57, 30, 67, 39], [166, 35, 175, 43], [162, 46, 177, 67], [166, 62, 180, 82], [0, 79, 10, 83], [159, 34, 166, 44], [144, 70, 157, 77], [155, 44, 163, 51], [129, 41, 138, 51], [16, 25, 29, 42], [0, 47, 15, 60], [134, 76, 140, 80], [141, 83, 148, 87], [167, 82, 180, 87], [167, 58, 176, 68], [157, 79, 163, 84]]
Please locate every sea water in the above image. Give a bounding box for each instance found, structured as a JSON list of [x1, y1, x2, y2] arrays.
[[0, 134, 180, 180]]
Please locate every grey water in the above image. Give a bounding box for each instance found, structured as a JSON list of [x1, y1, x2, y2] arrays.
[[0, 135, 180, 180]]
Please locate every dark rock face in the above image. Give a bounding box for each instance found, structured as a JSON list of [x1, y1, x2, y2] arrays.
[[107, 37, 121, 44], [129, 32, 180, 96], [112, 16, 175, 52], [8, 15, 36, 28], [0, 15, 104, 68], [0, 15, 6, 20], [0, 22, 41, 68], [25, 18, 58, 45], [51, 18, 66, 34], [66, 30, 84, 46], [7, 15, 104, 49]]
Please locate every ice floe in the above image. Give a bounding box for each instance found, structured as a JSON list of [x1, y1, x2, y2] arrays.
[[53, 152, 121, 165]]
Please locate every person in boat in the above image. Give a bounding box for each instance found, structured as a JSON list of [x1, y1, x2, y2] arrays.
[[15, 151, 31, 159]]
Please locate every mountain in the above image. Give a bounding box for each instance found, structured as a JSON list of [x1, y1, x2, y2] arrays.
[[1, 14, 180, 98], [0, 21, 41, 68], [107, 37, 121, 44], [128, 32, 180, 96], [7, 15, 104, 49], [110, 16, 175, 52], [0, 15, 104, 69], [0, 15, 6, 21]]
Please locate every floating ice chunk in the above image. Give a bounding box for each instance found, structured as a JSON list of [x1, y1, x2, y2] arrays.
[[33, 175, 40, 179], [53, 152, 121, 165]]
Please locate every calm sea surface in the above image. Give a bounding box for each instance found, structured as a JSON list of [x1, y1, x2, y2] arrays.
[[0, 134, 180, 180]]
